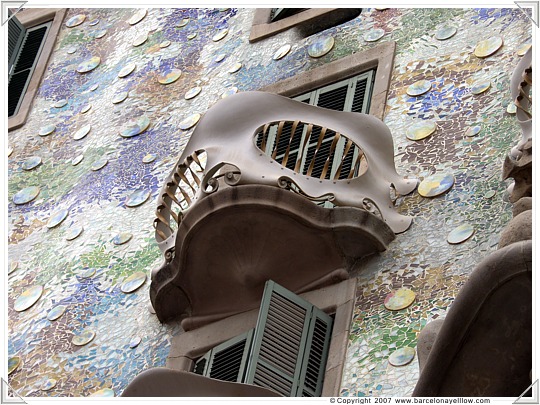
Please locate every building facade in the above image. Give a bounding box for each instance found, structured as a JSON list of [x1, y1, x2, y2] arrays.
[[6, 7, 531, 397]]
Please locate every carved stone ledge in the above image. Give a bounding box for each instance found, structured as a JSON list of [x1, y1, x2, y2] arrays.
[[503, 138, 532, 203], [151, 184, 395, 325]]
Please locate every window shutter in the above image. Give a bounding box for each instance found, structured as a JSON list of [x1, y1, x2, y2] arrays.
[[8, 14, 26, 73], [8, 22, 50, 117], [244, 280, 333, 396], [270, 8, 309, 22], [195, 330, 254, 383]]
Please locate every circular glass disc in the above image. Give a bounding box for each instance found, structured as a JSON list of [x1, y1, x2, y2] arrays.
[[121, 272, 147, 293], [273, 44, 291, 60], [73, 124, 91, 140], [39, 124, 56, 136], [77, 56, 101, 73], [72, 154, 84, 166], [157, 68, 182, 84], [221, 87, 238, 99], [89, 18, 99, 26], [418, 173, 454, 197], [507, 103, 517, 114], [65, 224, 84, 241], [41, 378, 57, 391], [9, 261, 18, 275], [142, 153, 156, 163], [474, 36, 503, 58], [112, 232, 132, 245], [517, 43, 531, 56], [471, 81, 490, 95], [47, 209, 69, 229], [435, 26, 457, 40], [308, 36, 334, 58], [384, 288, 415, 311], [132, 32, 148, 47], [47, 305, 67, 321], [129, 9, 147, 25], [407, 80, 432, 96], [121, 115, 150, 138], [66, 14, 86, 28], [406, 120, 436, 141], [228, 62, 242, 73], [214, 53, 226, 63], [465, 125, 482, 137], [79, 268, 96, 278], [125, 189, 150, 207], [184, 86, 202, 100], [388, 347, 416, 366], [93, 29, 107, 39], [90, 388, 115, 397], [22, 156, 42, 171], [179, 113, 201, 130], [91, 157, 108, 171], [160, 40, 171, 48], [129, 336, 142, 348], [8, 357, 21, 375], [118, 63, 136, 78], [13, 186, 40, 205], [14, 285, 44, 312], [112, 91, 129, 104], [484, 190, 496, 199], [81, 104, 92, 113], [176, 18, 189, 28], [212, 28, 228, 42], [447, 224, 475, 244], [187, 32, 197, 40], [364, 28, 385, 42], [72, 329, 95, 346], [53, 99, 68, 108]]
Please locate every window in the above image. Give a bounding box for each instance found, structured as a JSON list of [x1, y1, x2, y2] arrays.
[[8, 8, 66, 131], [8, 18, 51, 117], [193, 280, 333, 397], [249, 8, 362, 43], [256, 71, 375, 181]]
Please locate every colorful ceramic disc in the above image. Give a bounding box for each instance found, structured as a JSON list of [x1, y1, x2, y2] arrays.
[[418, 173, 454, 197], [179, 113, 201, 130], [79, 268, 96, 278], [221, 87, 238, 98], [8, 357, 21, 374], [213, 28, 229, 42], [507, 103, 517, 114], [517, 43, 531, 56], [159, 40, 171, 48], [435, 26, 457, 41], [185, 86, 202, 100], [112, 91, 129, 104], [484, 190, 496, 199], [112, 232, 132, 245], [81, 104, 92, 113], [66, 14, 86, 28], [308, 36, 334, 58], [41, 378, 57, 391], [407, 80, 432, 96], [471, 81, 490, 95], [474, 36, 503, 58], [47, 209, 69, 228], [364, 28, 385, 42], [118, 63, 136, 78], [132, 32, 148, 47], [121, 115, 150, 138], [65, 225, 84, 241], [8, 146, 14, 156], [384, 288, 415, 311], [9, 261, 18, 275], [39, 124, 56, 136], [88, 18, 100, 26], [89, 83, 99, 91], [14, 285, 44, 312], [47, 305, 67, 321], [465, 125, 482, 137], [273, 44, 291, 60], [388, 347, 416, 366], [72, 329, 95, 346], [66, 46, 77, 54], [447, 224, 475, 244], [73, 124, 91, 140], [142, 153, 156, 163], [406, 120, 436, 141], [176, 18, 189, 27], [129, 9, 147, 25], [157, 68, 182, 84], [76, 56, 100, 73], [13, 186, 40, 205], [53, 99, 68, 108], [121, 272, 147, 293], [22, 156, 42, 171], [72, 155, 84, 166], [125, 189, 150, 207], [91, 157, 108, 171], [129, 336, 142, 348], [228, 62, 242, 73], [93, 29, 107, 39], [214, 53, 226, 63], [90, 388, 115, 397], [187, 32, 197, 40]]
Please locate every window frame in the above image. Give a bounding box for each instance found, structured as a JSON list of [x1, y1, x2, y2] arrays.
[[167, 278, 356, 397], [8, 8, 66, 131]]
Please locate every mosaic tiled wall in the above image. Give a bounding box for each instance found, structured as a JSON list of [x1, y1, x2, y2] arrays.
[[7, 8, 530, 397]]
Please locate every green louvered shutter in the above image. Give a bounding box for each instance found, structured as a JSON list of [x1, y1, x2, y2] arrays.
[[244, 280, 333, 396], [194, 329, 254, 383], [8, 13, 26, 73]]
